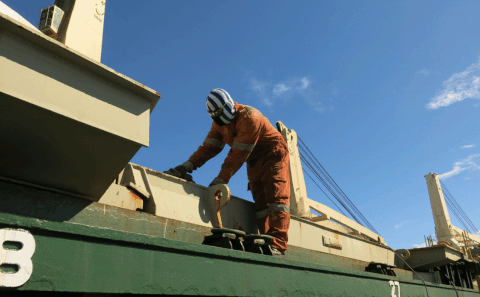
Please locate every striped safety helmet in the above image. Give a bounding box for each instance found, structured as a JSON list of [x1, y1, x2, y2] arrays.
[[206, 88, 236, 125]]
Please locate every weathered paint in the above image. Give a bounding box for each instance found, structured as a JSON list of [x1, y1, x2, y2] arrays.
[[127, 189, 144, 211], [0, 12, 160, 199], [1, 180, 480, 296], [0, 216, 479, 296], [121, 163, 395, 265]]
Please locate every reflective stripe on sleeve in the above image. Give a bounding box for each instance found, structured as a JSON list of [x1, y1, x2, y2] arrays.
[[256, 203, 290, 219], [204, 137, 225, 148], [233, 141, 255, 151]]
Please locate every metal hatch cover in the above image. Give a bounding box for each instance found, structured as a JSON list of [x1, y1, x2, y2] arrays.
[[0, 12, 160, 199]]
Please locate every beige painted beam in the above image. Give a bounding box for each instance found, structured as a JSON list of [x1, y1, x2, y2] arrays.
[[55, 0, 106, 62], [0, 12, 160, 199], [308, 198, 385, 244], [112, 162, 394, 266], [277, 121, 311, 218], [425, 173, 460, 248], [452, 226, 480, 246]]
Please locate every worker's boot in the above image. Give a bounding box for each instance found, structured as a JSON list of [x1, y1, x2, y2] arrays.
[[271, 247, 285, 257]]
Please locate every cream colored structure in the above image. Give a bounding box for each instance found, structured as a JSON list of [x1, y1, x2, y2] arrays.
[[1, 0, 391, 266], [277, 121, 310, 218], [54, 0, 106, 62], [277, 121, 385, 245], [101, 162, 394, 265], [425, 173, 480, 253], [0, 11, 160, 199]]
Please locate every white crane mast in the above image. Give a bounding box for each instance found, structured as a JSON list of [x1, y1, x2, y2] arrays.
[[425, 173, 480, 253]]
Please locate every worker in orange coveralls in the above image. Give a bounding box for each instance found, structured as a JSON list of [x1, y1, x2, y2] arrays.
[[165, 88, 290, 255]]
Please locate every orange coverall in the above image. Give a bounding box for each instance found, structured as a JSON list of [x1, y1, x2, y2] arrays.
[[188, 102, 291, 251]]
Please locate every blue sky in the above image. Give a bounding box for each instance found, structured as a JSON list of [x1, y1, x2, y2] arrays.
[[5, 0, 480, 249]]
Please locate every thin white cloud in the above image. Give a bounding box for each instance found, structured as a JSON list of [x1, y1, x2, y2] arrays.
[[412, 242, 427, 248], [426, 57, 480, 109], [272, 84, 291, 97], [417, 69, 431, 76], [248, 76, 335, 113], [249, 76, 326, 110], [394, 220, 410, 229], [461, 144, 475, 149], [298, 77, 310, 90], [438, 154, 480, 179], [250, 78, 272, 107]]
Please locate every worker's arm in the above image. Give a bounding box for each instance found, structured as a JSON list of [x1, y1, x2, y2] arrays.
[[216, 117, 262, 183], [188, 124, 225, 170]]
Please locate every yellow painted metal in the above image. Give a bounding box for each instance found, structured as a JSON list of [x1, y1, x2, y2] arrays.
[[208, 184, 231, 228], [0, 12, 160, 199], [308, 198, 386, 243], [425, 173, 480, 252], [98, 183, 144, 211], [277, 121, 311, 218], [55, 0, 106, 62], [112, 162, 395, 266], [277, 121, 385, 245], [425, 173, 458, 247]]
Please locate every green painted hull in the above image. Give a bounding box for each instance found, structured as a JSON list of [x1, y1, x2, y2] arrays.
[[1, 180, 479, 296]]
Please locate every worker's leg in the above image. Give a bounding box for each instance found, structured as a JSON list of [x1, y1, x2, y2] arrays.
[[249, 144, 290, 251]]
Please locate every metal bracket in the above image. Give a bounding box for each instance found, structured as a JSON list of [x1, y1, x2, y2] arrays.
[[207, 184, 230, 228], [365, 262, 397, 276], [243, 234, 274, 255], [202, 228, 246, 251]]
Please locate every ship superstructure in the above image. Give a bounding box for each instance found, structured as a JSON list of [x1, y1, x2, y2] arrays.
[[0, 1, 479, 296]]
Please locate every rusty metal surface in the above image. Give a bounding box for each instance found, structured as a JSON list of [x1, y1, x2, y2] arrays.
[[287, 245, 415, 281], [115, 162, 396, 265], [4, 179, 480, 296], [406, 245, 464, 271]]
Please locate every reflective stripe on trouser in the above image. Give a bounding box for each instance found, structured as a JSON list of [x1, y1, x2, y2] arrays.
[[247, 142, 290, 251], [256, 203, 290, 219], [257, 211, 290, 252]]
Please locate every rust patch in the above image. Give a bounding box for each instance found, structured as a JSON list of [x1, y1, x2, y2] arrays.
[[128, 190, 144, 210]]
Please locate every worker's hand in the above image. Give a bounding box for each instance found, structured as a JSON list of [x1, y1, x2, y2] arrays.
[[164, 160, 193, 179], [209, 177, 226, 187], [163, 165, 184, 178]]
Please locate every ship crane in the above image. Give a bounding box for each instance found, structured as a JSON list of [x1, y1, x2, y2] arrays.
[[425, 173, 480, 255], [1, 0, 480, 294], [277, 121, 383, 243]]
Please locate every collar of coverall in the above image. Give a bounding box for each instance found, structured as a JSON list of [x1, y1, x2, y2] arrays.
[[231, 102, 241, 124]]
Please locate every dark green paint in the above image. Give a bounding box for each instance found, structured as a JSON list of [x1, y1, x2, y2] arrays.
[[1, 180, 479, 296]]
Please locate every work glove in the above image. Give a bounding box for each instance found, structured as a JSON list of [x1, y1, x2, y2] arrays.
[[164, 161, 194, 182], [209, 177, 226, 187]]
